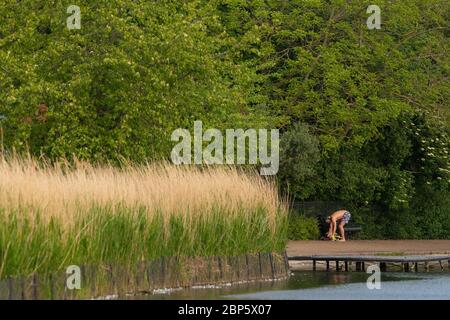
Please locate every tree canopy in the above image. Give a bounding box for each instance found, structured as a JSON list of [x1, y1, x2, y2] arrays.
[[0, 0, 448, 238]]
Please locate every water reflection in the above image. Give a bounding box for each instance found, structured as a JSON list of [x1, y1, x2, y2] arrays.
[[132, 271, 450, 300], [329, 273, 348, 285]]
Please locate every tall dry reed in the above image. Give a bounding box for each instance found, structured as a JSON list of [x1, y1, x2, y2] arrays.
[[0, 156, 283, 225], [0, 156, 288, 278]]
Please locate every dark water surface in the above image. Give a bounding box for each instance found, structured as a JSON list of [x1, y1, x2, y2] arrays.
[[134, 271, 450, 300]]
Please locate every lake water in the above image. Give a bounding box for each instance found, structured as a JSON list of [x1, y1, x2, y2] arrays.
[[138, 271, 450, 300]]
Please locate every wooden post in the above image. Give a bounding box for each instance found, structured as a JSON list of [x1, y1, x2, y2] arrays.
[[134, 263, 140, 292], [257, 253, 263, 278], [312, 259, 316, 271], [414, 263, 418, 272], [174, 256, 181, 287], [32, 273, 39, 300], [362, 262, 366, 272], [245, 254, 250, 280], [380, 262, 387, 272], [344, 261, 348, 272], [404, 262, 410, 272], [218, 256, 224, 280], [355, 262, 362, 271], [283, 251, 290, 276], [161, 257, 166, 287], [448, 260, 450, 270], [7, 277, 13, 300], [236, 256, 241, 281], [108, 264, 115, 293], [20, 277, 25, 300], [335, 260, 339, 272], [326, 260, 330, 271], [207, 257, 213, 284], [49, 274, 55, 300], [269, 253, 275, 279], [146, 262, 153, 290], [424, 262, 429, 272]]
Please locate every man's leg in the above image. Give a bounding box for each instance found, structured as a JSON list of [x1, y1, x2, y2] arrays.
[[331, 218, 337, 238], [338, 221, 346, 241], [327, 221, 333, 238]]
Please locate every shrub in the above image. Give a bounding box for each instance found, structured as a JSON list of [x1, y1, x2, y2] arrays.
[[288, 214, 320, 240]]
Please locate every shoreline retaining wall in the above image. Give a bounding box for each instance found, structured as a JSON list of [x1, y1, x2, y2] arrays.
[[0, 252, 289, 300]]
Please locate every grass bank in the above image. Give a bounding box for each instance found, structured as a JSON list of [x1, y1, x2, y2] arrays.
[[0, 157, 288, 279]]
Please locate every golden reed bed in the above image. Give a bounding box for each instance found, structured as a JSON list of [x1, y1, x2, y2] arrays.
[[0, 156, 284, 226]]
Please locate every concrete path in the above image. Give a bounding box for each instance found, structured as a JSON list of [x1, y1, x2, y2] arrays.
[[287, 240, 450, 257]]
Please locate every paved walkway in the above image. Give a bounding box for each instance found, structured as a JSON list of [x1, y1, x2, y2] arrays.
[[287, 240, 450, 257]]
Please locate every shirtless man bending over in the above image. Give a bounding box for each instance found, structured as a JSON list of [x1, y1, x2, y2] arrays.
[[325, 210, 351, 242]]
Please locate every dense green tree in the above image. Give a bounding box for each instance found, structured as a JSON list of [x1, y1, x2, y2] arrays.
[[0, 0, 269, 161], [217, 0, 449, 238], [278, 123, 320, 200], [1, 1, 448, 238], [219, 0, 449, 148]]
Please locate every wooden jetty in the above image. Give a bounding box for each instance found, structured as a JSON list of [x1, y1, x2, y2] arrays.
[[288, 255, 450, 272]]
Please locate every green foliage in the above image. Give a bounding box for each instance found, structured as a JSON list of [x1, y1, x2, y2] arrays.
[[417, 189, 450, 239], [0, 0, 270, 161], [279, 123, 320, 200], [0, 1, 448, 239], [288, 214, 320, 240], [219, 0, 449, 151], [352, 187, 450, 240], [218, 1, 449, 239], [0, 205, 288, 278], [338, 112, 449, 239]]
